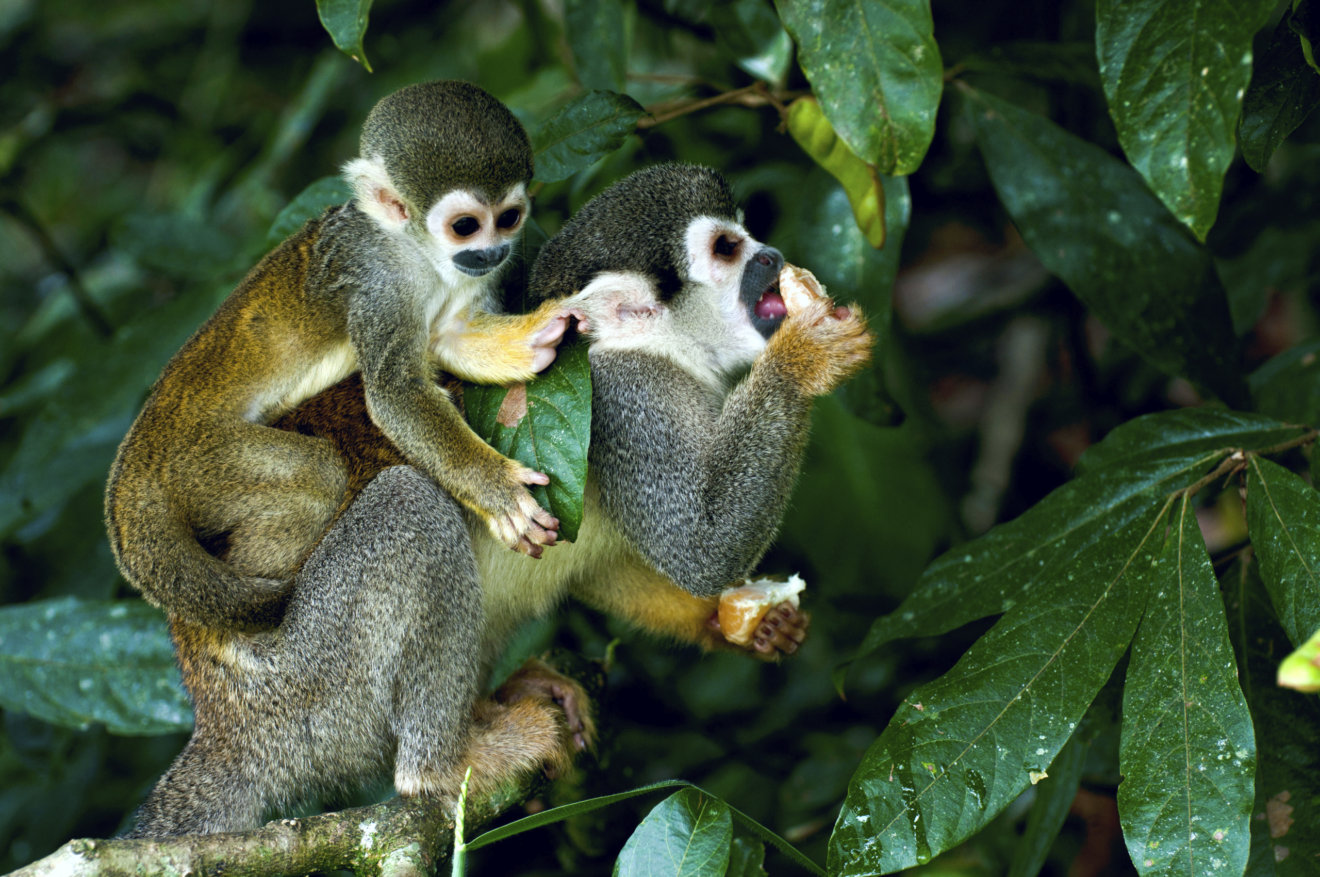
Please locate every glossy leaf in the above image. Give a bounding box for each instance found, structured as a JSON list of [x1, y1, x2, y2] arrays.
[[1008, 736, 1087, 877], [465, 339, 592, 541], [849, 409, 1297, 671], [531, 91, 645, 183], [1118, 495, 1254, 877], [1240, 10, 1320, 172], [1096, 0, 1273, 239], [1248, 338, 1320, 426], [786, 97, 885, 248], [265, 176, 351, 248], [1223, 561, 1320, 874], [315, 0, 373, 72], [1245, 456, 1320, 647], [829, 500, 1169, 874], [964, 86, 1247, 405], [0, 598, 192, 735], [615, 788, 732, 877], [727, 837, 768, 877], [711, 0, 794, 84], [775, 0, 942, 174], [565, 0, 627, 91]]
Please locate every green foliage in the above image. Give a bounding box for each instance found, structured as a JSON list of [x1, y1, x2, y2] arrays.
[[0, 599, 190, 736], [5, 0, 1320, 874], [466, 339, 592, 542]]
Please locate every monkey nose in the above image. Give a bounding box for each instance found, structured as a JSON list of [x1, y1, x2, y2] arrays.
[[454, 244, 512, 276], [755, 247, 784, 272]]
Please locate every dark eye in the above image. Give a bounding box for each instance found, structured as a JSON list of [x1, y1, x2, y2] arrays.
[[714, 235, 739, 258], [452, 216, 480, 237], [496, 208, 522, 229]]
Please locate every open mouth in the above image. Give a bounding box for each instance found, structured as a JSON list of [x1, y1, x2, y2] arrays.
[[749, 274, 786, 336]]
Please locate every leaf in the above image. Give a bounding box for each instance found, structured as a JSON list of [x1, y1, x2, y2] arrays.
[[464, 338, 592, 541], [711, 0, 794, 84], [957, 41, 1101, 90], [565, 0, 627, 91], [791, 169, 908, 426], [1240, 10, 1320, 172], [849, 409, 1298, 673], [727, 837, 768, 877], [265, 176, 351, 248], [1117, 494, 1255, 877], [615, 788, 732, 877], [1245, 456, 1320, 648], [1249, 338, 1320, 426], [0, 598, 192, 735], [1223, 560, 1320, 874], [531, 91, 645, 184], [786, 97, 886, 248], [963, 86, 1248, 406], [1096, 0, 1274, 240], [315, 0, 373, 72], [775, 0, 942, 174], [1293, 0, 1320, 74], [1007, 735, 1087, 877], [1277, 626, 1320, 692], [827, 500, 1170, 874]]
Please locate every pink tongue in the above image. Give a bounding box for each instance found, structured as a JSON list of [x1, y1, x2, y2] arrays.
[[755, 290, 787, 320]]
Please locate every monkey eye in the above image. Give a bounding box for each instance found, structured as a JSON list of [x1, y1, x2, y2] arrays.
[[452, 216, 480, 237], [713, 235, 739, 258], [496, 208, 522, 229]]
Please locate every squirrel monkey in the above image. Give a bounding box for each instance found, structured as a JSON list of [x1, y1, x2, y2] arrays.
[[105, 81, 572, 633], [127, 164, 873, 837]]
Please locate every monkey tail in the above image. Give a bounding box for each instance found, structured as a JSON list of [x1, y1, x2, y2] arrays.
[[107, 491, 291, 629]]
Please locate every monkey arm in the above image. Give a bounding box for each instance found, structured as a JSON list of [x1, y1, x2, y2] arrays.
[[588, 350, 813, 598], [347, 291, 556, 550], [431, 302, 572, 384]]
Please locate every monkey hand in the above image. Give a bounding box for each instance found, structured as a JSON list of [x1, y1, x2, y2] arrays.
[[494, 658, 596, 755], [528, 308, 574, 373], [769, 264, 874, 396], [482, 464, 560, 557], [708, 602, 810, 660]]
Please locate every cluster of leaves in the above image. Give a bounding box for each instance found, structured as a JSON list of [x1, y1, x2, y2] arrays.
[[3, 0, 1320, 874]]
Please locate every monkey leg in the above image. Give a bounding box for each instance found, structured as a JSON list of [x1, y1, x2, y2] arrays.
[[431, 301, 576, 384], [188, 421, 350, 579], [134, 465, 486, 836]]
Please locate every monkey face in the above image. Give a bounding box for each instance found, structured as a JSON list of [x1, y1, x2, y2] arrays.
[[424, 184, 527, 280]]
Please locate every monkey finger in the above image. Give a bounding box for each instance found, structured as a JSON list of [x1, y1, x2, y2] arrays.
[[532, 314, 570, 347], [565, 308, 590, 335], [531, 507, 560, 532]]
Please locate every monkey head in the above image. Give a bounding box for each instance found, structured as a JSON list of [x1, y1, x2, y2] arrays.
[[530, 163, 787, 378], [344, 80, 532, 285]]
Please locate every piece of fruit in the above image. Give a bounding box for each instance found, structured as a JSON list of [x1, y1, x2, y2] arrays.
[[717, 574, 806, 646]]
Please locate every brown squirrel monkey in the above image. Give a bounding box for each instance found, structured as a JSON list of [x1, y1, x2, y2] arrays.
[[127, 163, 872, 838], [105, 80, 573, 632]]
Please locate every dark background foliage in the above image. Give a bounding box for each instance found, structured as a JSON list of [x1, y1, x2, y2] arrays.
[[1, 0, 1319, 874]]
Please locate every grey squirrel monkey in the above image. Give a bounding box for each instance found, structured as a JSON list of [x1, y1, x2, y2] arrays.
[[127, 163, 873, 837], [105, 80, 570, 632]]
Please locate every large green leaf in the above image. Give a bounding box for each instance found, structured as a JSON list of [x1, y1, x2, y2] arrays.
[[1224, 561, 1320, 874], [615, 788, 732, 877], [315, 0, 373, 71], [1096, 0, 1274, 239], [1240, 9, 1320, 172], [775, 0, 942, 175], [964, 86, 1247, 405], [849, 410, 1299, 670], [465, 338, 592, 542], [1245, 456, 1320, 647], [531, 91, 645, 184], [828, 500, 1169, 874], [565, 0, 627, 91], [1007, 736, 1087, 877], [264, 176, 351, 248], [711, 0, 794, 85], [1249, 338, 1320, 427], [1118, 494, 1255, 877], [0, 598, 191, 735]]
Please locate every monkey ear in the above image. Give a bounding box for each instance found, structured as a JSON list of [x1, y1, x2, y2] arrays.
[[344, 157, 409, 230], [568, 272, 666, 343]]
